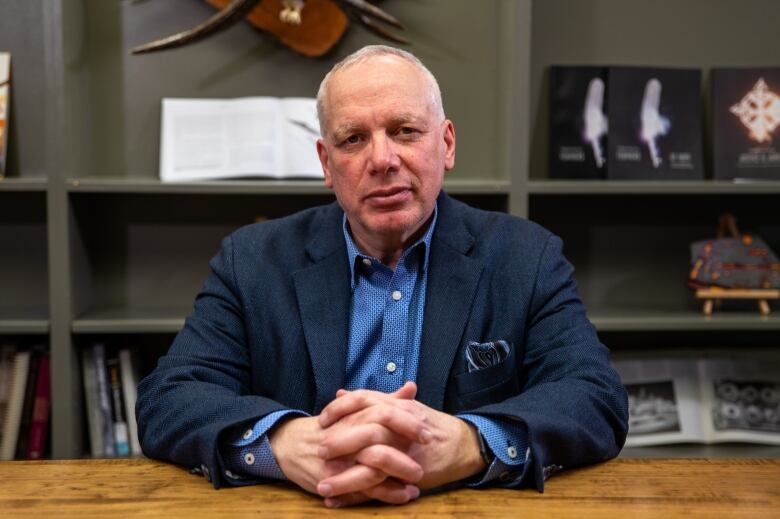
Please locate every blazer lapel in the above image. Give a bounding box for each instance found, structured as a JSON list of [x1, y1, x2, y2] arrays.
[[416, 194, 484, 410], [292, 204, 351, 414]]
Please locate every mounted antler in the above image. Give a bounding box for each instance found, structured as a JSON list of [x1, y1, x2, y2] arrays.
[[130, 0, 407, 57], [131, 0, 264, 54]]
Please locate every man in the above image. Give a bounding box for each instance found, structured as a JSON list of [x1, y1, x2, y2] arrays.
[[137, 45, 628, 508]]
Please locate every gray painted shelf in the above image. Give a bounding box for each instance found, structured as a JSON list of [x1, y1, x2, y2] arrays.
[[590, 310, 780, 332], [65, 178, 512, 195], [528, 180, 780, 195], [0, 178, 48, 191], [0, 319, 49, 334], [620, 444, 780, 459]]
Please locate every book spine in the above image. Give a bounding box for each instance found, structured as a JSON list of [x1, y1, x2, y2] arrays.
[[26, 355, 51, 459], [15, 349, 41, 459], [93, 344, 116, 457], [0, 351, 30, 460], [107, 357, 130, 456], [81, 347, 103, 458], [0, 343, 18, 434], [119, 348, 142, 456]]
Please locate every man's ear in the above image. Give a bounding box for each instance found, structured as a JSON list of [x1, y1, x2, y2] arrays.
[[317, 139, 333, 188], [443, 120, 456, 171]]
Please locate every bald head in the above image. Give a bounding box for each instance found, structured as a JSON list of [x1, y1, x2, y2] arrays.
[[316, 45, 445, 136]]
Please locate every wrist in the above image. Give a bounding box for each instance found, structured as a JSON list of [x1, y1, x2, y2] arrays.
[[460, 421, 489, 479]]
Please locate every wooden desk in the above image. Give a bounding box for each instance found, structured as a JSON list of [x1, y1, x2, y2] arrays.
[[1, 458, 778, 518]]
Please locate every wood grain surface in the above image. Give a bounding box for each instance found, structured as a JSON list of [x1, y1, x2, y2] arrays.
[[0, 458, 778, 518]]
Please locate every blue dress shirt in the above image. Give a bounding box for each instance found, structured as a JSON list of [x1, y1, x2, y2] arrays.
[[222, 204, 529, 486]]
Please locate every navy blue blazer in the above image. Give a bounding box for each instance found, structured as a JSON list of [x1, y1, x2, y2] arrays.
[[137, 192, 628, 491]]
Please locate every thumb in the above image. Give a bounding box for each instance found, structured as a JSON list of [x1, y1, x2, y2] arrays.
[[391, 381, 417, 400]]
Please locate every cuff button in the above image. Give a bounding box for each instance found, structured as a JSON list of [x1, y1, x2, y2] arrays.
[[507, 446, 518, 459], [244, 452, 255, 465]]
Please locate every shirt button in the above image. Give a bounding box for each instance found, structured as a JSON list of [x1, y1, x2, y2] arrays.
[[243, 429, 253, 440], [244, 452, 255, 465], [386, 362, 397, 373], [392, 290, 402, 301], [507, 446, 518, 459], [362, 258, 372, 266]]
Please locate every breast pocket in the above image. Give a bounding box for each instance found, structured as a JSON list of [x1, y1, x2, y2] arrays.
[[454, 342, 520, 409]]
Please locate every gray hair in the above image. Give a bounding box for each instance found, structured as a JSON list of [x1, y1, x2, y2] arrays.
[[316, 45, 445, 136]]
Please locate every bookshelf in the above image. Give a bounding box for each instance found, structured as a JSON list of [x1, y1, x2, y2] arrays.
[[1, 0, 778, 459]]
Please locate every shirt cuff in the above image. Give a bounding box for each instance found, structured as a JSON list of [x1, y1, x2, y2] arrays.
[[458, 414, 530, 487], [221, 409, 309, 482]]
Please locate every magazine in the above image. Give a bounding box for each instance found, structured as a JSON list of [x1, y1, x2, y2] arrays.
[[613, 357, 780, 446]]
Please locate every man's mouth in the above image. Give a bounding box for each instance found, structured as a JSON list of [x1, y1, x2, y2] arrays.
[[365, 186, 412, 207]]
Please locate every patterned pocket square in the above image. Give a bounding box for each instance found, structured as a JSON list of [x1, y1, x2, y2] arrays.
[[465, 340, 511, 372]]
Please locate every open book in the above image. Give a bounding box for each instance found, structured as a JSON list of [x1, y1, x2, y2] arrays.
[[160, 97, 323, 182], [613, 357, 780, 446]]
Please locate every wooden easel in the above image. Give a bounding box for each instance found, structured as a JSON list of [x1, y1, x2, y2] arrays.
[[695, 214, 779, 316], [696, 287, 780, 316]]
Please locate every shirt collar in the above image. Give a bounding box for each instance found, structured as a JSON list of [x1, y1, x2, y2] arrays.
[[343, 203, 438, 288]]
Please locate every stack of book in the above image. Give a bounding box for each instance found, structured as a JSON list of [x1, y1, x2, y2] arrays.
[[81, 344, 142, 458], [0, 343, 51, 460]]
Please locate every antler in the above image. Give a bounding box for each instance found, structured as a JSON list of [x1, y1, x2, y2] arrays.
[[339, 0, 408, 44], [131, 0, 263, 54], [339, 0, 402, 29], [130, 0, 407, 55]]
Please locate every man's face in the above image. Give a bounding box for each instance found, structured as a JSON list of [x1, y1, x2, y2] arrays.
[[317, 56, 456, 250]]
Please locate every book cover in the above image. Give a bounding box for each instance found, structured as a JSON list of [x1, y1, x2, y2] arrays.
[[0, 350, 30, 460], [81, 347, 103, 458], [26, 355, 51, 459], [93, 344, 116, 457], [119, 348, 142, 456], [607, 66, 703, 180], [14, 348, 41, 459], [107, 356, 130, 456], [712, 67, 780, 180], [0, 52, 9, 177], [549, 66, 609, 179]]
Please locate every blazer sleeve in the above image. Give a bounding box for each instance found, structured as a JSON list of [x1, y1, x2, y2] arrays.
[[468, 234, 629, 491], [136, 235, 291, 489]]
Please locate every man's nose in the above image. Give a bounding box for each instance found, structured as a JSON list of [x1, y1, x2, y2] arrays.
[[368, 134, 401, 175]]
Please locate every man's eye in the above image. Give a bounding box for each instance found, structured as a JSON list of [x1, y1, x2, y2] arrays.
[[399, 127, 416, 135], [345, 135, 360, 145]]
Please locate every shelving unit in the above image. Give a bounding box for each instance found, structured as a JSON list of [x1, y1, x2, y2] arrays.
[[1, 0, 778, 460]]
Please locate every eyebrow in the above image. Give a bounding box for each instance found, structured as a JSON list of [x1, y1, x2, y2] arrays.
[[332, 112, 426, 139]]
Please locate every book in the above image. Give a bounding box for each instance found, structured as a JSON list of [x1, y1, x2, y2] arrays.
[[107, 356, 130, 456], [14, 348, 42, 459], [549, 66, 609, 179], [613, 357, 780, 446], [549, 65, 704, 180], [606, 66, 703, 180], [159, 97, 323, 182], [0, 350, 30, 460], [93, 344, 116, 457], [81, 347, 103, 457], [712, 67, 780, 180], [0, 52, 10, 177], [26, 355, 51, 459], [119, 348, 142, 456], [0, 343, 17, 437]]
